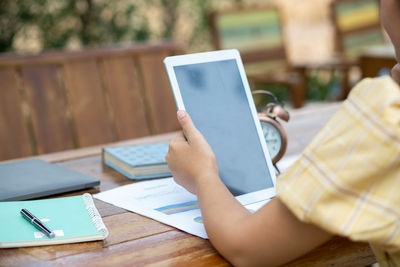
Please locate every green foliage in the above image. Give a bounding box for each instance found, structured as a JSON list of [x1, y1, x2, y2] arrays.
[[0, 0, 150, 52], [0, 0, 247, 53], [145, 0, 244, 50], [307, 72, 342, 101], [0, 0, 22, 51]]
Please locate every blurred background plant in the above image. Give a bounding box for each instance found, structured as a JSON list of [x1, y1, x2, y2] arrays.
[[0, 0, 245, 53], [0, 0, 150, 52]]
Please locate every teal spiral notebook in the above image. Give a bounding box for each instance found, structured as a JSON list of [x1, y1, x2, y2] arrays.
[[102, 142, 171, 179], [0, 194, 108, 248]]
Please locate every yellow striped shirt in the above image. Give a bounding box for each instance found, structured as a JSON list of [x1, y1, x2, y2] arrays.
[[277, 76, 400, 266]]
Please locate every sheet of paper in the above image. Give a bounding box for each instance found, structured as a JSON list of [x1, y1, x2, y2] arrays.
[[95, 178, 269, 239], [276, 154, 300, 173]]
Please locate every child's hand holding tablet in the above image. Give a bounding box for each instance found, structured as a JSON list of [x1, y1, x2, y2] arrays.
[[164, 49, 276, 203]]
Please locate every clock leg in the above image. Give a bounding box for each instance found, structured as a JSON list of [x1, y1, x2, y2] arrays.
[[274, 164, 281, 175]]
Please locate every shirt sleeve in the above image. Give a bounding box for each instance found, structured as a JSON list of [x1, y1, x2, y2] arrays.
[[277, 77, 400, 252]]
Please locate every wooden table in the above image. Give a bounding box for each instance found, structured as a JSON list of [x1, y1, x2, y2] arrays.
[[0, 102, 376, 266]]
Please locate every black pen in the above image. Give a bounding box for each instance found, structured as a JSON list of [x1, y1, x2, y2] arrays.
[[20, 208, 55, 238]]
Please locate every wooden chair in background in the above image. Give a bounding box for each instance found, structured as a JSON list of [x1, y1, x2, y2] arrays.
[[331, 0, 384, 61], [0, 42, 184, 161], [209, 4, 306, 108], [324, 0, 385, 98], [333, 0, 398, 79]]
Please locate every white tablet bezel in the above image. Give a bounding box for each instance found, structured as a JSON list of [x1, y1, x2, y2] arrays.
[[164, 49, 276, 205]]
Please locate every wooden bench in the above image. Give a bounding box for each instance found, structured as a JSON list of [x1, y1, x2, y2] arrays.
[[329, 0, 384, 98], [0, 42, 184, 161]]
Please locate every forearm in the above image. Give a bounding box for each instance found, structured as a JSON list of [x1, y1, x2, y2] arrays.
[[194, 174, 332, 266], [194, 173, 252, 262]]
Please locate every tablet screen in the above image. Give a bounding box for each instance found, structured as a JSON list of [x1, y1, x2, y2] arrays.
[[173, 59, 274, 196]]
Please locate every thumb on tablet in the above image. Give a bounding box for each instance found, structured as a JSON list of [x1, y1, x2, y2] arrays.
[[177, 110, 200, 141]]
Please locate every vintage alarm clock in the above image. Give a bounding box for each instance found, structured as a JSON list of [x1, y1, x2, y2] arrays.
[[252, 90, 290, 170]]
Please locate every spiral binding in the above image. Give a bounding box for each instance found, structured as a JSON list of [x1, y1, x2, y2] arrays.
[[82, 193, 109, 238]]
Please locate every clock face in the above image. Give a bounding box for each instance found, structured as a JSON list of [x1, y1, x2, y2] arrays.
[[260, 121, 282, 159]]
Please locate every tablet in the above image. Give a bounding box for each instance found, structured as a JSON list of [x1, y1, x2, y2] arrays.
[[164, 49, 276, 205]]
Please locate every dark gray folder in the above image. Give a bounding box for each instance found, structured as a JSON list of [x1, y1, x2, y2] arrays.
[[0, 159, 100, 201]]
